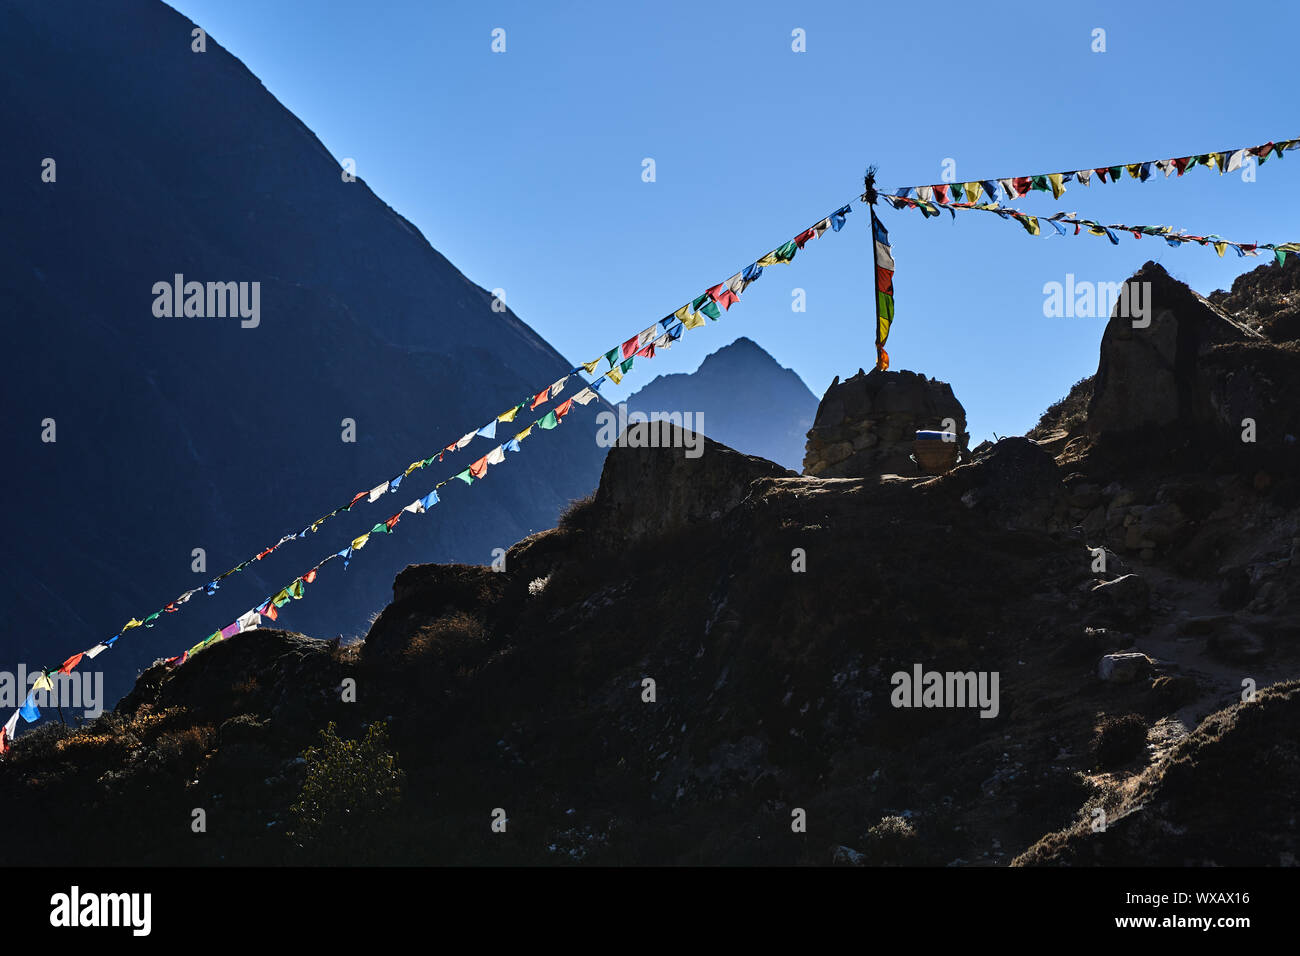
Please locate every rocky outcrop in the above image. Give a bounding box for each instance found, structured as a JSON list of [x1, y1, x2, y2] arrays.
[[1087, 261, 1260, 436], [1208, 253, 1300, 342], [802, 369, 969, 478], [939, 437, 1065, 532], [1200, 340, 1300, 447], [1015, 680, 1300, 866], [592, 422, 795, 544]]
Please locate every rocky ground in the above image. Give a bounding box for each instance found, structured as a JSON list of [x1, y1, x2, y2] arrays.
[[1, 260, 1297, 866]]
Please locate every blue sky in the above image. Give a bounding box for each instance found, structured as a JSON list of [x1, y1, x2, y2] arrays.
[[171, 0, 1300, 441]]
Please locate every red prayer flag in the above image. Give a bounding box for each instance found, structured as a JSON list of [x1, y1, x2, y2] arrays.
[[1172, 157, 1190, 176], [620, 336, 639, 359], [349, 491, 367, 509], [931, 184, 948, 204], [1094, 167, 1109, 183], [531, 387, 549, 409], [1012, 177, 1032, 197], [385, 513, 401, 530], [303, 569, 318, 584], [705, 284, 725, 301], [256, 547, 274, 560], [59, 653, 84, 675], [717, 289, 739, 310], [875, 266, 894, 296], [470, 456, 489, 479], [793, 228, 816, 248], [555, 398, 574, 419], [635, 343, 655, 360], [261, 602, 278, 622]]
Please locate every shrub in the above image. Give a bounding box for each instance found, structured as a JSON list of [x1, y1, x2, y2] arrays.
[[1092, 713, 1148, 769], [557, 492, 599, 533], [402, 611, 485, 666], [859, 815, 918, 865], [288, 721, 405, 864], [154, 724, 216, 766]]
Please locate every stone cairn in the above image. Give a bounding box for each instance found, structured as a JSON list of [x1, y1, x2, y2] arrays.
[[802, 369, 970, 478]]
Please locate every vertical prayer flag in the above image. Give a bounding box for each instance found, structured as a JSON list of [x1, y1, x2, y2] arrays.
[[871, 208, 895, 371]]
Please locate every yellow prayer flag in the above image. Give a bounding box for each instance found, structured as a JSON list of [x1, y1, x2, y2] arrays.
[[581, 359, 600, 375], [351, 533, 371, 550], [32, 674, 54, 693], [404, 460, 422, 477], [123, 618, 143, 631], [1126, 164, 1142, 180], [515, 426, 533, 442], [606, 367, 623, 385], [681, 310, 706, 330], [1047, 173, 1065, 199], [1214, 241, 1227, 257], [497, 405, 519, 423], [755, 252, 780, 267], [964, 182, 982, 203]]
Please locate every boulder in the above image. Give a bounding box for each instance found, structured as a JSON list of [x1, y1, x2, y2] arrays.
[[1087, 261, 1259, 437], [803, 369, 969, 478], [1097, 652, 1154, 683], [593, 421, 794, 544], [943, 437, 1064, 531]]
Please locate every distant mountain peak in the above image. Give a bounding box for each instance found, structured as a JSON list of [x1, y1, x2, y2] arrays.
[[623, 337, 817, 471]]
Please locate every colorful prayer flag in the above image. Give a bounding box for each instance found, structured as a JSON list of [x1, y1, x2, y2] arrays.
[[871, 208, 895, 371]]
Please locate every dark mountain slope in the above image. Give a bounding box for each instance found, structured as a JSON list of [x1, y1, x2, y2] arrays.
[[0, 0, 609, 704]]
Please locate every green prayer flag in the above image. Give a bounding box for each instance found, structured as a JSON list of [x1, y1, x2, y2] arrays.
[[455, 468, 473, 484], [288, 579, 304, 599], [604, 348, 618, 369], [876, 291, 894, 322], [620, 357, 634, 373], [772, 240, 798, 262], [699, 300, 721, 320], [272, 589, 291, 608], [370, 522, 389, 535], [538, 410, 559, 430], [1030, 175, 1050, 192]]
